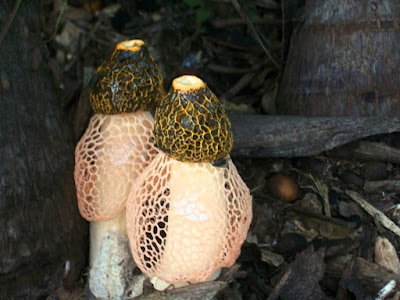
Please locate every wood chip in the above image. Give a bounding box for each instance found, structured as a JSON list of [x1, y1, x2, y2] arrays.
[[376, 280, 396, 300], [260, 249, 284, 267], [267, 247, 325, 300], [326, 255, 400, 296], [346, 190, 400, 238], [375, 236, 400, 275]]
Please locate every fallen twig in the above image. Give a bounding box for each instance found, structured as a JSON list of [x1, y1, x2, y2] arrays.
[[364, 180, 400, 193], [46, 0, 68, 43], [207, 63, 263, 74], [327, 255, 400, 296], [328, 141, 400, 164], [230, 0, 280, 68], [346, 190, 400, 238], [221, 72, 256, 100], [375, 280, 396, 300], [212, 17, 281, 28], [307, 174, 333, 236], [229, 115, 400, 158], [267, 247, 325, 300], [254, 192, 358, 231], [0, 0, 22, 47]]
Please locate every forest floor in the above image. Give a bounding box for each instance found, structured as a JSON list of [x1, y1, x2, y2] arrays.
[[43, 1, 400, 299]]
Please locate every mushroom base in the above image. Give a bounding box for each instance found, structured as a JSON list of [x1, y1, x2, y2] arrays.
[[89, 212, 136, 299], [89, 211, 127, 267]]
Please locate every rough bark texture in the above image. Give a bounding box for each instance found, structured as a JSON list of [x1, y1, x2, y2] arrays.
[[0, 1, 88, 298], [326, 255, 400, 296], [268, 247, 326, 300], [229, 114, 400, 158], [328, 141, 400, 164], [276, 0, 400, 116]]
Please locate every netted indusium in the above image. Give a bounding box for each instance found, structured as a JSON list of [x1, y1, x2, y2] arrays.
[[74, 113, 158, 221], [127, 75, 252, 288], [73, 39, 163, 299]]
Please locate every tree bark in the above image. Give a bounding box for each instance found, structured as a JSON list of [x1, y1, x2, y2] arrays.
[[276, 0, 400, 117], [0, 1, 87, 298], [229, 114, 400, 158]]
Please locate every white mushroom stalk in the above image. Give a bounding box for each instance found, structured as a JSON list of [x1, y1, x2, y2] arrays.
[[126, 75, 252, 291], [74, 39, 163, 299]]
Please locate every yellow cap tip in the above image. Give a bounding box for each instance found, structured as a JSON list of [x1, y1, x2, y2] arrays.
[[115, 39, 145, 52], [172, 75, 206, 92]]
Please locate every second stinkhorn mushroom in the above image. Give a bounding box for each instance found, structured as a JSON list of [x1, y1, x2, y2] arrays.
[[74, 40, 163, 298], [126, 75, 252, 290]]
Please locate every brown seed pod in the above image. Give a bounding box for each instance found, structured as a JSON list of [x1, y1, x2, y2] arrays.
[[154, 75, 232, 163], [90, 39, 163, 114], [267, 174, 300, 202]]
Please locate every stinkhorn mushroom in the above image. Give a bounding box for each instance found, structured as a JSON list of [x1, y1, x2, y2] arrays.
[[126, 75, 252, 290], [74, 39, 163, 298]]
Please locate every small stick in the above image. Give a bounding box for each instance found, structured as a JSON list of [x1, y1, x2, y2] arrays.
[[221, 72, 256, 100], [206, 35, 262, 52], [346, 190, 400, 238], [46, 0, 68, 43], [212, 17, 281, 28], [0, 0, 22, 47], [328, 141, 400, 164], [266, 270, 291, 300], [375, 280, 396, 300], [364, 180, 400, 193], [230, 0, 280, 68], [308, 174, 333, 235], [254, 192, 357, 230], [207, 63, 263, 74]]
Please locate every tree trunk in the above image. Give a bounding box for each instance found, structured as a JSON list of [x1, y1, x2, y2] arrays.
[[276, 0, 400, 116], [0, 1, 88, 298]]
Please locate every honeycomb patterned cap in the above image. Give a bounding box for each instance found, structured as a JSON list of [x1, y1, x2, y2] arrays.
[[126, 152, 252, 284], [154, 75, 232, 163], [90, 39, 163, 114]]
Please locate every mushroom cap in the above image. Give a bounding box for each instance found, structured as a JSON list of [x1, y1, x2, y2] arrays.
[[74, 112, 158, 221], [90, 39, 164, 114], [126, 151, 252, 283], [154, 75, 232, 163]]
